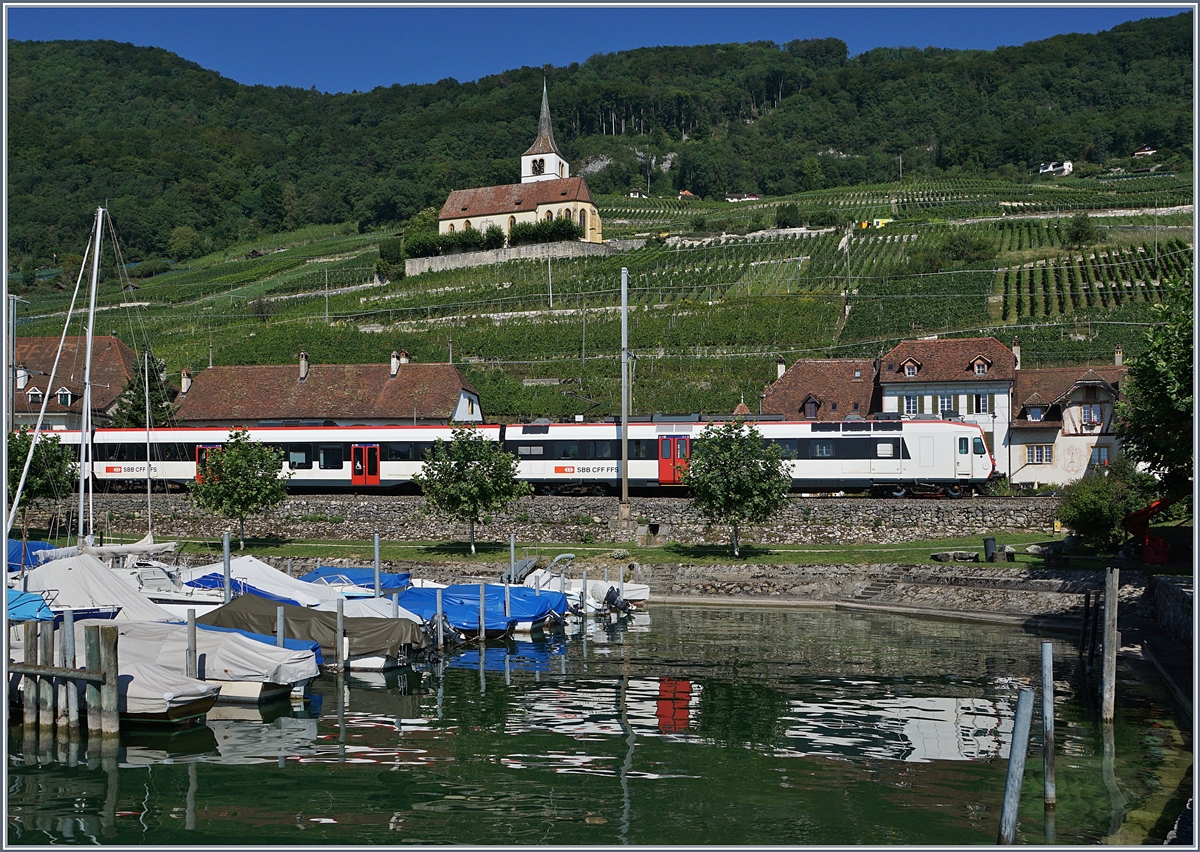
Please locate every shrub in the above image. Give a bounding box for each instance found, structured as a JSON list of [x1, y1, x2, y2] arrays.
[[403, 231, 440, 258], [690, 214, 708, 231], [507, 217, 583, 246], [482, 225, 505, 250], [775, 203, 801, 229], [1055, 455, 1159, 550], [130, 258, 171, 279], [378, 238, 405, 265]]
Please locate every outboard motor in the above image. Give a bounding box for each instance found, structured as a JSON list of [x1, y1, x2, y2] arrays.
[[423, 614, 462, 654], [603, 585, 633, 615]]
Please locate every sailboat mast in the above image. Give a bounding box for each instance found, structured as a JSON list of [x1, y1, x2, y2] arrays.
[[77, 206, 104, 542], [145, 349, 152, 535]]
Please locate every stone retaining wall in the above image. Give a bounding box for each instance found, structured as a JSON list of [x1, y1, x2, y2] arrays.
[[62, 493, 1058, 547], [1149, 575, 1193, 648], [405, 240, 619, 277]]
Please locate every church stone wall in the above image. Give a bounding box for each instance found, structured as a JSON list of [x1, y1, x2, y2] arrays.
[[406, 240, 620, 277]]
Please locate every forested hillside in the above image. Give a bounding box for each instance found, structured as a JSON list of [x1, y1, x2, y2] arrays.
[[7, 11, 1192, 267]]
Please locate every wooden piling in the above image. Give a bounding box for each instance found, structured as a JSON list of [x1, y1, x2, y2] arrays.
[[1078, 590, 1091, 654], [1041, 641, 1056, 808], [276, 606, 285, 648], [84, 626, 101, 743], [373, 533, 381, 598], [186, 609, 197, 678], [336, 598, 345, 671], [1086, 593, 1101, 674], [1101, 567, 1119, 721], [38, 621, 55, 734], [997, 687, 1035, 844], [435, 588, 444, 651], [98, 625, 119, 738], [392, 592, 399, 619], [22, 622, 38, 732], [64, 611, 79, 734], [478, 583, 486, 644]]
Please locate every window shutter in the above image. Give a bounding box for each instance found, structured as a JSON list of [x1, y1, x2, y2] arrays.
[[919, 396, 926, 414], [988, 394, 996, 415], [968, 394, 976, 415], [952, 395, 959, 413]]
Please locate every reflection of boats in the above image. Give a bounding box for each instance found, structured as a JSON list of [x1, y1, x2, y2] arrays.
[[445, 637, 567, 674], [119, 723, 221, 765]]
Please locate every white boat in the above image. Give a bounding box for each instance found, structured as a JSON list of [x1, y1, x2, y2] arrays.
[[523, 569, 649, 611], [21, 554, 178, 623]]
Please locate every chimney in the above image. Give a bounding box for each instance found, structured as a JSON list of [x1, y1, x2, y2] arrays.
[[16, 365, 28, 390], [390, 350, 401, 377], [1114, 345, 1124, 367], [180, 369, 191, 395], [1011, 336, 1021, 371], [299, 350, 309, 381], [398, 349, 410, 366], [776, 357, 787, 380]]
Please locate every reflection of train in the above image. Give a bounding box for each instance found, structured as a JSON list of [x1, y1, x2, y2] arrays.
[[56, 415, 995, 496]]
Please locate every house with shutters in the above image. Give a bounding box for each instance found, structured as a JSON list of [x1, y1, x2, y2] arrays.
[[1008, 354, 1128, 487], [438, 83, 602, 244], [173, 350, 483, 428], [12, 335, 144, 431], [762, 358, 880, 421], [876, 337, 1017, 475]]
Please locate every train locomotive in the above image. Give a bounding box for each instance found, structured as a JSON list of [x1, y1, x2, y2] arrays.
[[60, 415, 995, 497]]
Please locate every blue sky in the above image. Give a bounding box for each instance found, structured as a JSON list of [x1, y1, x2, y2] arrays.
[[6, 6, 1187, 95]]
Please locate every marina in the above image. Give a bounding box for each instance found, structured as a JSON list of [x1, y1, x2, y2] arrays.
[[7, 604, 1191, 845]]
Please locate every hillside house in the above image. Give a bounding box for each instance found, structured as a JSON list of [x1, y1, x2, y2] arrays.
[[725, 193, 760, 202], [762, 358, 880, 421], [678, 190, 698, 201], [1037, 161, 1073, 177], [437, 84, 602, 244], [13, 335, 145, 431], [174, 350, 482, 428], [1132, 145, 1158, 158]]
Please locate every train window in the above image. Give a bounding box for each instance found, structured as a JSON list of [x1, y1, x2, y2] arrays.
[[629, 440, 656, 459], [876, 442, 895, 458], [677, 440, 688, 459], [287, 444, 313, 469], [773, 439, 800, 459], [110, 443, 147, 462], [591, 441, 613, 459], [812, 441, 834, 458], [318, 444, 343, 469], [973, 437, 986, 455], [555, 442, 581, 460], [812, 423, 840, 433], [958, 437, 969, 455], [387, 442, 414, 461], [660, 439, 671, 460], [515, 444, 545, 456]]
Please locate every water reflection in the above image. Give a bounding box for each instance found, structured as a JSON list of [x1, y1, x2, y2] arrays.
[[6, 605, 1189, 846]]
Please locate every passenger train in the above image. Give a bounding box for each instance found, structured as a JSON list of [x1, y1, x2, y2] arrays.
[[54, 415, 996, 497]]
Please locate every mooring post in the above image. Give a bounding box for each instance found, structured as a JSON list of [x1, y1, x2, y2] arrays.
[[98, 625, 120, 739], [1041, 641, 1056, 810], [276, 605, 286, 648], [56, 616, 69, 735], [392, 592, 399, 619], [509, 533, 515, 578], [84, 625, 101, 744], [286, 558, 293, 578], [436, 588, 444, 651], [22, 622, 38, 733], [504, 579, 511, 618], [186, 609, 197, 678], [478, 583, 486, 644], [998, 688, 1035, 844], [222, 531, 232, 603], [64, 610, 79, 734], [1078, 589, 1092, 654], [1101, 566, 1119, 721], [620, 565, 625, 601], [38, 621, 55, 735], [373, 533, 381, 598], [336, 597, 345, 671], [1087, 593, 1101, 674], [582, 569, 588, 613]]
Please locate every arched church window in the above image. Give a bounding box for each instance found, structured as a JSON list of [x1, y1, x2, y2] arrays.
[[545, 210, 553, 222], [558, 163, 564, 177], [508, 216, 516, 230], [532, 159, 544, 176], [447, 224, 456, 233], [464, 220, 472, 230], [579, 210, 587, 231]]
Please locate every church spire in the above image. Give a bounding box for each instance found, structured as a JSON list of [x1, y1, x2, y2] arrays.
[[522, 79, 563, 158]]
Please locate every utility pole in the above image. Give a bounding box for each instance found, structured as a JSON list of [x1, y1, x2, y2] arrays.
[[899, 154, 902, 181], [619, 267, 630, 525], [144, 350, 153, 535], [324, 268, 329, 324], [547, 249, 553, 309]]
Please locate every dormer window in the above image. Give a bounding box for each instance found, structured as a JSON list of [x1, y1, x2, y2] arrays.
[[1028, 406, 1044, 422], [56, 388, 72, 407], [804, 400, 818, 419], [27, 387, 43, 404], [975, 362, 988, 375], [905, 364, 917, 377]]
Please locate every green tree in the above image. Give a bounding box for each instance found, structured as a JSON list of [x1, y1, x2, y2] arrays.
[[108, 354, 177, 428], [168, 225, 202, 260], [1064, 211, 1099, 248], [681, 420, 790, 557], [413, 425, 532, 554], [7, 428, 75, 547], [1115, 276, 1193, 496], [190, 428, 291, 549], [774, 203, 801, 229], [1055, 455, 1159, 549]]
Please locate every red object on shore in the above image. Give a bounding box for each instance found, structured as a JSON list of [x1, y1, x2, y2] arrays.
[[1123, 494, 1184, 565]]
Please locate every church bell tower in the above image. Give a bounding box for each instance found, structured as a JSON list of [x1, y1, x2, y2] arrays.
[[521, 81, 569, 183]]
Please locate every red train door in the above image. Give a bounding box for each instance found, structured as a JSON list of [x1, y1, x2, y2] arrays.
[[351, 444, 380, 487], [657, 436, 690, 484], [195, 445, 220, 482]]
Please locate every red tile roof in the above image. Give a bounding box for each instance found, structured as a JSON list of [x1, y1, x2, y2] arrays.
[[174, 362, 480, 424], [1013, 365, 1127, 409], [439, 177, 595, 221], [879, 337, 1015, 384], [762, 359, 880, 420], [14, 336, 140, 419]]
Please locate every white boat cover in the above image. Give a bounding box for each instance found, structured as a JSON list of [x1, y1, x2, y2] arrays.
[[22, 554, 176, 622], [38, 534, 180, 565], [69, 619, 319, 685], [179, 556, 331, 607], [317, 596, 423, 623], [524, 569, 650, 603]]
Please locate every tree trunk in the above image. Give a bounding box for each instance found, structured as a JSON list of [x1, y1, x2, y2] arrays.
[[732, 523, 740, 558], [239, 518, 245, 550], [469, 519, 476, 555]]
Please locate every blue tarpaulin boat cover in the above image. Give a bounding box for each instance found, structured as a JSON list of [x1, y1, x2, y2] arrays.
[[196, 623, 325, 666], [395, 584, 567, 633], [7, 588, 54, 621], [7, 540, 56, 572], [184, 573, 304, 607], [299, 566, 413, 591]]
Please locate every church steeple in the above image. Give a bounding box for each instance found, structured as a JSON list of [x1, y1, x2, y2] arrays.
[[521, 80, 569, 183]]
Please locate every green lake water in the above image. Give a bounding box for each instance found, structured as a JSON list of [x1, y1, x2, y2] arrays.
[[7, 605, 1192, 845]]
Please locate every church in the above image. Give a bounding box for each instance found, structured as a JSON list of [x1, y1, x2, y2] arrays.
[[438, 84, 603, 244]]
